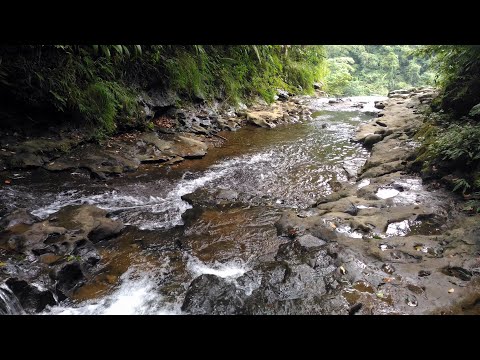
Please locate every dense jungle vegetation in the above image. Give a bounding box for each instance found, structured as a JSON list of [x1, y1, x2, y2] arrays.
[[324, 45, 435, 96], [413, 45, 480, 210], [0, 45, 327, 138]]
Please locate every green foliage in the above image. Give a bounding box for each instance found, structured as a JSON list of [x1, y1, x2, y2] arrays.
[[427, 124, 480, 164], [453, 178, 471, 193], [464, 198, 480, 213], [0, 45, 328, 138], [161, 45, 327, 104], [325, 45, 434, 96], [324, 57, 355, 96], [417, 45, 480, 116]]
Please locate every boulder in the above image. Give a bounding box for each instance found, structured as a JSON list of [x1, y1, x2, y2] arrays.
[[0, 209, 39, 230], [5, 278, 56, 313], [181, 274, 246, 314]]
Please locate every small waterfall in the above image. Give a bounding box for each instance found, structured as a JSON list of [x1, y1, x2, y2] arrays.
[[0, 283, 26, 315]]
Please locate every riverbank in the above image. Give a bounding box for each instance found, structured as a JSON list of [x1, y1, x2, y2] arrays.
[[0, 90, 320, 181], [264, 87, 480, 314]]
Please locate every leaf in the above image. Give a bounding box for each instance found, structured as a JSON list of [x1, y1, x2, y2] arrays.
[[252, 45, 262, 63], [448, 288, 455, 293], [112, 45, 123, 55], [92, 45, 99, 55], [0, 262, 6, 267], [101, 46, 111, 58], [134, 45, 142, 56], [4, 179, 11, 184], [376, 291, 384, 299], [122, 46, 131, 58], [339, 265, 346, 275]]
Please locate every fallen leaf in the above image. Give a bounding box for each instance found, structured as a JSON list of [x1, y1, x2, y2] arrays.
[[382, 277, 394, 283], [448, 288, 455, 293], [376, 291, 384, 299], [339, 265, 346, 275], [330, 222, 337, 229], [4, 179, 11, 184], [0, 262, 6, 267]]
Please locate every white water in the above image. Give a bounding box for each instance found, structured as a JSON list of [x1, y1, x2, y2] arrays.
[[0, 284, 26, 315], [31, 152, 273, 230], [43, 256, 250, 315], [376, 188, 400, 199], [45, 269, 181, 315], [187, 256, 249, 279]]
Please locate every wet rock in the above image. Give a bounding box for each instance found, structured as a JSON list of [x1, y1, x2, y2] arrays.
[[344, 204, 359, 216], [0, 209, 39, 230], [388, 89, 412, 96], [296, 234, 326, 249], [51, 262, 85, 295], [406, 294, 418, 307], [217, 189, 239, 201], [348, 303, 363, 315], [363, 134, 383, 148], [171, 135, 208, 159], [6, 153, 45, 168], [277, 89, 290, 101], [44, 143, 140, 178], [391, 183, 405, 192], [88, 220, 124, 243], [181, 274, 246, 315], [54, 205, 124, 243], [5, 278, 56, 313], [72, 239, 101, 266], [247, 113, 274, 128], [39, 253, 62, 265], [418, 270, 431, 277], [381, 263, 396, 274], [442, 266, 472, 281], [374, 101, 386, 109], [376, 120, 387, 127]]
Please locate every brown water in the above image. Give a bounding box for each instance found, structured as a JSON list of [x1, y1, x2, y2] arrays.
[[0, 96, 385, 314]]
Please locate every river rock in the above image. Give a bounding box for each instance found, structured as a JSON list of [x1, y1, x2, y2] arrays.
[[181, 274, 246, 314], [5, 278, 56, 313], [170, 135, 208, 159], [374, 101, 386, 109], [296, 234, 327, 249], [51, 262, 85, 296], [0, 209, 39, 230], [277, 89, 290, 101], [53, 205, 124, 243], [363, 134, 383, 147]]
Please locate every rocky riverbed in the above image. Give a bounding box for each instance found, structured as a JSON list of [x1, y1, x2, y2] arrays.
[[1, 88, 479, 315]]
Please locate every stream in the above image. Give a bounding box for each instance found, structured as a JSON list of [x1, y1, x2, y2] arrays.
[[1, 96, 387, 314]]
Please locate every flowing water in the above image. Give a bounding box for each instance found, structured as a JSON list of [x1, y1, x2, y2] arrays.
[[0, 96, 387, 314]]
